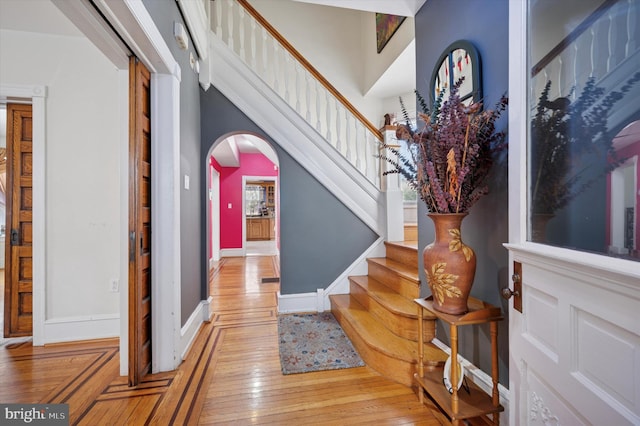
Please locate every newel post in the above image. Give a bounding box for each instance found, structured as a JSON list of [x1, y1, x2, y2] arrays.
[[381, 125, 404, 242]]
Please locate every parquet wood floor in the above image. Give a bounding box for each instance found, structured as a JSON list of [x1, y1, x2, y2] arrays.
[[0, 256, 443, 425]]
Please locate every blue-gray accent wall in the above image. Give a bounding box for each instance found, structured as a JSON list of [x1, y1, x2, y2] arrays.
[[415, 0, 510, 385], [142, 0, 203, 326], [200, 86, 379, 297]]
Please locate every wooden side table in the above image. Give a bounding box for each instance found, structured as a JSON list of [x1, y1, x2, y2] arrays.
[[414, 296, 504, 425]]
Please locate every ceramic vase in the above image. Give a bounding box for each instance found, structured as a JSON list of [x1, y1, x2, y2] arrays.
[[423, 213, 476, 315]]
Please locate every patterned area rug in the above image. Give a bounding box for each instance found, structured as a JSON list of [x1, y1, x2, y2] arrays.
[[278, 312, 365, 374]]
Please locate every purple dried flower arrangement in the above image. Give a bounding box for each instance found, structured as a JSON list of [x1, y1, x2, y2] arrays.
[[381, 78, 508, 214]]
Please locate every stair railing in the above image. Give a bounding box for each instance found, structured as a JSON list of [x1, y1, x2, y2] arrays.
[[211, 0, 382, 187], [530, 0, 639, 102]]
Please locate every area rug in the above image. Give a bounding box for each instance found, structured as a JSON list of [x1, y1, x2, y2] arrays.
[[277, 312, 365, 374]]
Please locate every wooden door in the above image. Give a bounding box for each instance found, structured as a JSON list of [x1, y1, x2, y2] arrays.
[[3, 104, 33, 338], [128, 56, 152, 386]]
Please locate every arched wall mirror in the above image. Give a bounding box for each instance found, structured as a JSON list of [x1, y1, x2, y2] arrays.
[[430, 40, 482, 107]]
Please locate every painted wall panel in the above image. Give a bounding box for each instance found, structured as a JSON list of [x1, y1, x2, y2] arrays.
[[143, 0, 203, 325], [415, 0, 510, 385], [200, 86, 378, 295], [0, 29, 121, 319]]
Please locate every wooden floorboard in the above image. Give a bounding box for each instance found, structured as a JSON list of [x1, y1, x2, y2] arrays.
[[1, 255, 444, 425]]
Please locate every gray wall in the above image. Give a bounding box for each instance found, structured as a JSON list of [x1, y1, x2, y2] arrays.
[[142, 0, 203, 326], [415, 0, 510, 385], [200, 87, 379, 296]]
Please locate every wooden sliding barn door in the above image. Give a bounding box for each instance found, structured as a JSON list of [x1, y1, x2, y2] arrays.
[[128, 56, 152, 386], [3, 104, 33, 337]]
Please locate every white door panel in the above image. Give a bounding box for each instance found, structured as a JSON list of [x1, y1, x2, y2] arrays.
[[507, 246, 640, 425]]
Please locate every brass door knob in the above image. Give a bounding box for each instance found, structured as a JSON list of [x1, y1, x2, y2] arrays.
[[501, 287, 519, 300]]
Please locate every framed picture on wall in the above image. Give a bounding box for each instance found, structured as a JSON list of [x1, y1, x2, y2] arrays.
[[376, 13, 406, 54]]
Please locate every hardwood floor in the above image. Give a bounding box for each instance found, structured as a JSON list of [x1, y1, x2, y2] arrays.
[[0, 256, 444, 425]]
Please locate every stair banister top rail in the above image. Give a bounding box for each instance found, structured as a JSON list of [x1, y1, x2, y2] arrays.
[[236, 0, 383, 142]]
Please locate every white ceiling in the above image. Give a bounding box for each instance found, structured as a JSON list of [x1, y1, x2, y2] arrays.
[[0, 0, 82, 36], [212, 134, 279, 167], [292, 0, 427, 16]]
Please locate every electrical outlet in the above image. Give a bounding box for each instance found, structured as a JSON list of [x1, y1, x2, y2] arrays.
[[110, 280, 119, 293]]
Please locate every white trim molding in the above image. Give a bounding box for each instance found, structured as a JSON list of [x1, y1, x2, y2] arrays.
[[278, 237, 386, 313], [220, 248, 245, 258], [176, 0, 210, 62], [180, 297, 212, 360], [320, 237, 385, 309], [43, 315, 120, 344], [278, 290, 324, 314]]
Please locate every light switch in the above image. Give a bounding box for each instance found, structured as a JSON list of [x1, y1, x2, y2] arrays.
[[228, 203, 232, 209], [184, 174, 190, 190]]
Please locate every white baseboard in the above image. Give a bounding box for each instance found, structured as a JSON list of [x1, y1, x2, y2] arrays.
[[277, 290, 324, 313], [220, 248, 245, 257], [432, 338, 510, 422], [43, 314, 119, 344], [277, 238, 386, 314], [180, 298, 212, 360]]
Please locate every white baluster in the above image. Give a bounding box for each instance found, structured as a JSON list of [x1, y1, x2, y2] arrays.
[[295, 63, 301, 113], [227, 0, 234, 50], [345, 112, 352, 163], [273, 41, 280, 94], [315, 80, 322, 132], [325, 91, 332, 142], [215, 0, 222, 36], [261, 28, 268, 77], [590, 27, 596, 78], [607, 8, 618, 72], [355, 123, 362, 172], [626, 0, 637, 57], [366, 132, 375, 184], [574, 30, 592, 86], [375, 134, 382, 188], [572, 43, 579, 88], [305, 72, 312, 122], [364, 130, 371, 181], [556, 57, 563, 97], [250, 19, 257, 69], [239, 6, 246, 61], [335, 100, 342, 153], [284, 53, 291, 105]]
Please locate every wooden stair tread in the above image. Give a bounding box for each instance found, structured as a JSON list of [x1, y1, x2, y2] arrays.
[[367, 257, 420, 282], [331, 294, 446, 364], [349, 275, 436, 321], [385, 240, 418, 250]]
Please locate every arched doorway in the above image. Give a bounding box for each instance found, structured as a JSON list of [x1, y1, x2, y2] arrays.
[[206, 133, 280, 264]]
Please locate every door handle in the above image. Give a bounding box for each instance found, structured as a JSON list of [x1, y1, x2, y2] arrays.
[[10, 229, 19, 245], [504, 261, 523, 313], [501, 287, 519, 299], [129, 231, 136, 262]]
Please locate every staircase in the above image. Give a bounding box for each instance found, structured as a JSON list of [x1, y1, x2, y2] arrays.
[[330, 239, 447, 388], [210, 1, 446, 387]]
